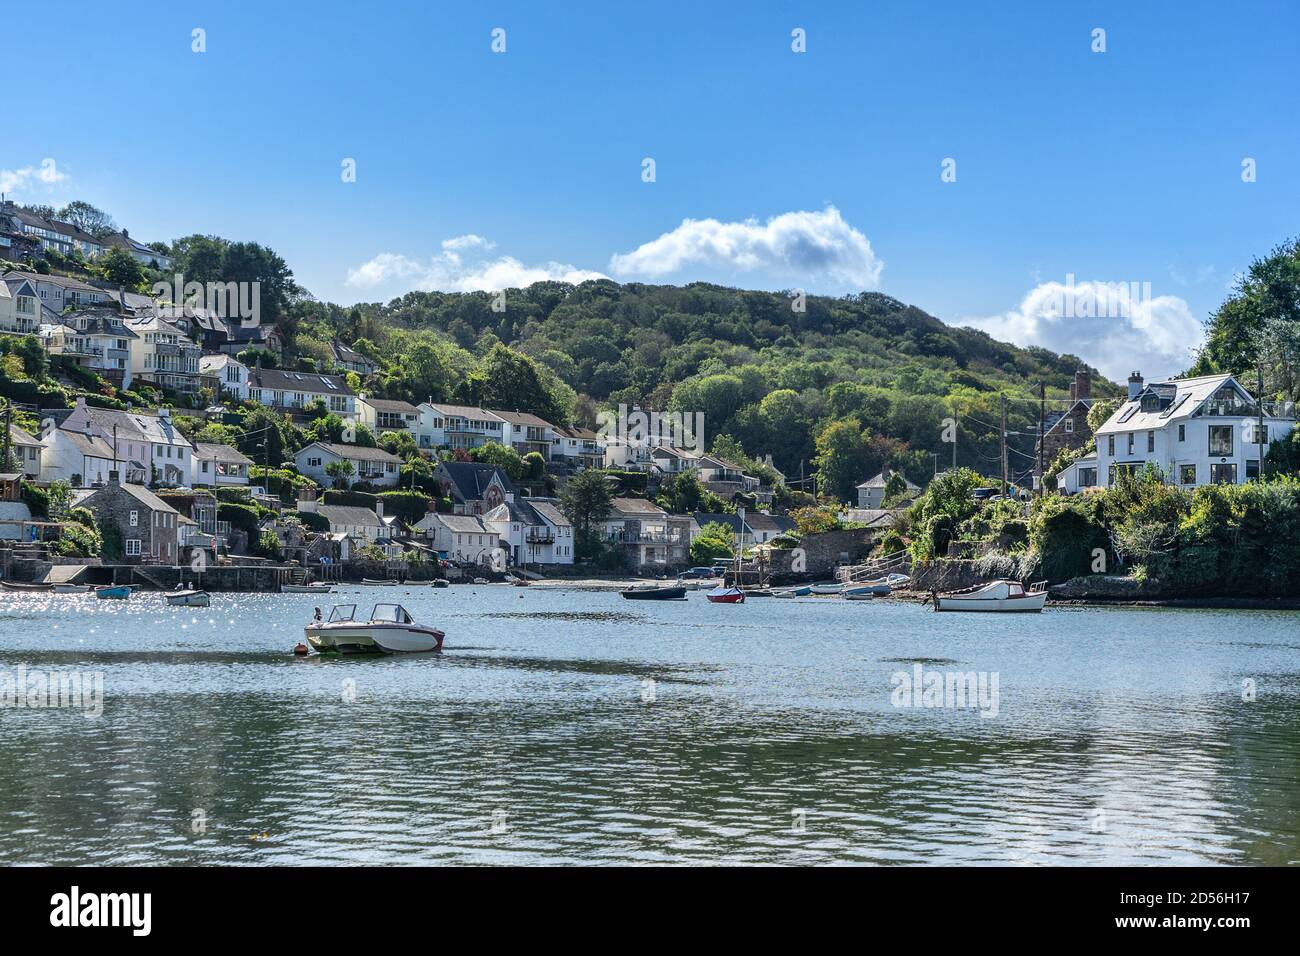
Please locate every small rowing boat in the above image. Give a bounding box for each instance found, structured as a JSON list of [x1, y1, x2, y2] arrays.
[[52, 583, 93, 594], [809, 583, 842, 595], [620, 585, 687, 601], [166, 588, 210, 607], [705, 586, 745, 604], [95, 585, 132, 600], [771, 584, 813, 599], [360, 578, 394, 586], [431, 579, 450, 588], [283, 583, 335, 594], [1, 580, 53, 592]]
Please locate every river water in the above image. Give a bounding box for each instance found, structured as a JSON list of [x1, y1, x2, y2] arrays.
[[0, 584, 1296, 865]]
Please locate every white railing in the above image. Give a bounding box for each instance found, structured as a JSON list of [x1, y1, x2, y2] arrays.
[[836, 551, 911, 584]]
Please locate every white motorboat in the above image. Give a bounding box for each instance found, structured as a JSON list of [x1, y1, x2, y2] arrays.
[[283, 583, 335, 594], [52, 583, 93, 594], [304, 603, 445, 654], [810, 583, 842, 595], [933, 580, 1048, 613], [166, 588, 211, 607]]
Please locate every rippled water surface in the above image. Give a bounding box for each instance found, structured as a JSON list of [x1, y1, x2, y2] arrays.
[[1, 585, 1297, 865]]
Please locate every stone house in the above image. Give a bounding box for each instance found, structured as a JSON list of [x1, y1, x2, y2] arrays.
[[79, 473, 183, 563], [1035, 368, 1097, 484]]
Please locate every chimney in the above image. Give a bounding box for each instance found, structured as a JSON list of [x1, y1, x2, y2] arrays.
[[121, 229, 129, 238], [297, 487, 318, 513], [1074, 367, 1092, 401], [374, 500, 384, 520], [108, 470, 121, 486], [1127, 371, 1144, 401], [157, 407, 171, 419]]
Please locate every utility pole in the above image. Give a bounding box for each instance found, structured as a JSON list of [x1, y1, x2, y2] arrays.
[[999, 392, 1008, 498], [1037, 382, 1046, 496], [1257, 363, 1266, 480], [2, 400, 11, 473]]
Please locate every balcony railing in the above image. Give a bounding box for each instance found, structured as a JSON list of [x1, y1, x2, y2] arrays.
[[526, 529, 555, 543]]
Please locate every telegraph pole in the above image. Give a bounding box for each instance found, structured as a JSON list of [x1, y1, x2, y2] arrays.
[[2, 400, 11, 473], [999, 393, 1008, 498], [1257, 363, 1267, 480], [1037, 382, 1046, 496]]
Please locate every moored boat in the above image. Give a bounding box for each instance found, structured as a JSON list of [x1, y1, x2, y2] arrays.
[[166, 588, 211, 607], [841, 584, 880, 599], [94, 585, 133, 600], [1, 580, 53, 592], [305, 603, 444, 654], [52, 583, 93, 594], [431, 579, 450, 588], [809, 583, 842, 596], [283, 583, 335, 594], [621, 585, 688, 601], [360, 578, 394, 585], [705, 586, 745, 604], [933, 580, 1047, 613]]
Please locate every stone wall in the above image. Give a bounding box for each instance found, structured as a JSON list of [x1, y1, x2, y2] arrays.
[[767, 527, 879, 581]]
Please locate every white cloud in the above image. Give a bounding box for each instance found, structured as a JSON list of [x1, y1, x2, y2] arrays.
[[346, 241, 605, 294], [961, 278, 1204, 383], [0, 158, 67, 194], [441, 234, 496, 253], [608, 206, 883, 290]]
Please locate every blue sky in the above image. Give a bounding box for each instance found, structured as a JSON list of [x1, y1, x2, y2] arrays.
[[4, 0, 1297, 381]]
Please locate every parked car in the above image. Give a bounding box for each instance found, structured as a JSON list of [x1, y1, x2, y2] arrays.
[[682, 567, 717, 579], [710, 563, 732, 576]]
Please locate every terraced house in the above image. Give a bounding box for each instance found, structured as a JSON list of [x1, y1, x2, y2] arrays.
[[126, 314, 202, 394], [416, 403, 504, 451], [246, 367, 355, 418], [42, 310, 137, 388]]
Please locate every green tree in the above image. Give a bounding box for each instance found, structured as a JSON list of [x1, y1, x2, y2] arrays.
[[57, 200, 117, 237], [559, 469, 614, 558], [325, 459, 355, 488], [690, 521, 735, 564], [98, 247, 146, 289], [469, 441, 524, 480], [813, 419, 871, 503]]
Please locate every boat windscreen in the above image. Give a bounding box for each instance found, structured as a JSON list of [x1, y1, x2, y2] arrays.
[[328, 605, 356, 623], [371, 604, 411, 623]]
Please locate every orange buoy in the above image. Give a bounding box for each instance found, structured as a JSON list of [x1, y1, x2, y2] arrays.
[[294, 642, 309, 656]]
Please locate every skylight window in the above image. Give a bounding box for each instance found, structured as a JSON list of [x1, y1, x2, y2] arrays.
[[1159, 394, 1190, 419], [1116, 404, 1139, 423]]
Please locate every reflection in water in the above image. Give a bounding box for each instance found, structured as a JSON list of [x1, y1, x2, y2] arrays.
[[0, 589, 1297, 864]]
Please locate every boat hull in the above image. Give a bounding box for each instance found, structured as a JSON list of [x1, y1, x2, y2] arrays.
[[621, 586, 688, 600], [935, 593, 1047, 612], [95, 586, 132, 600], [304, 622, 444, 654], [283, 584, 334, 594], [2, 581, 53, 592], [705, 587, 745, 604], [166, 590, 210, 607]]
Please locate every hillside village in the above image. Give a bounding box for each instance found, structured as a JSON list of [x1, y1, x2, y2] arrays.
[[3, 198, 1300, 596]]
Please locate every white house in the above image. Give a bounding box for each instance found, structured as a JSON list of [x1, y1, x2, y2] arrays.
[[39, 425, 120, 486], [416, 403, 505, 451], [200, 354, 249, 401], [126, 314, 203, 394], [483, 497, 575, 566], [192, 442, 253, 486], [6, 423, 43, 479], [56, 400, 195, 487], [42, 310, 137, 389], [1092, 372, 1297, 490], [550, 424, 604, 471], [413, 512, 499, 564], [297, 494, 398, 554], [491, 410, 555, 460], [248, 367, 355, 418], [295, 442, 402, 488], [856, 468, 921, 509], [358, 395, 421, 439], [0, 276, 41, 335]]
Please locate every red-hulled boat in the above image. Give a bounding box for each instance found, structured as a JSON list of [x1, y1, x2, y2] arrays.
[[705, 586, 745, 604]]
